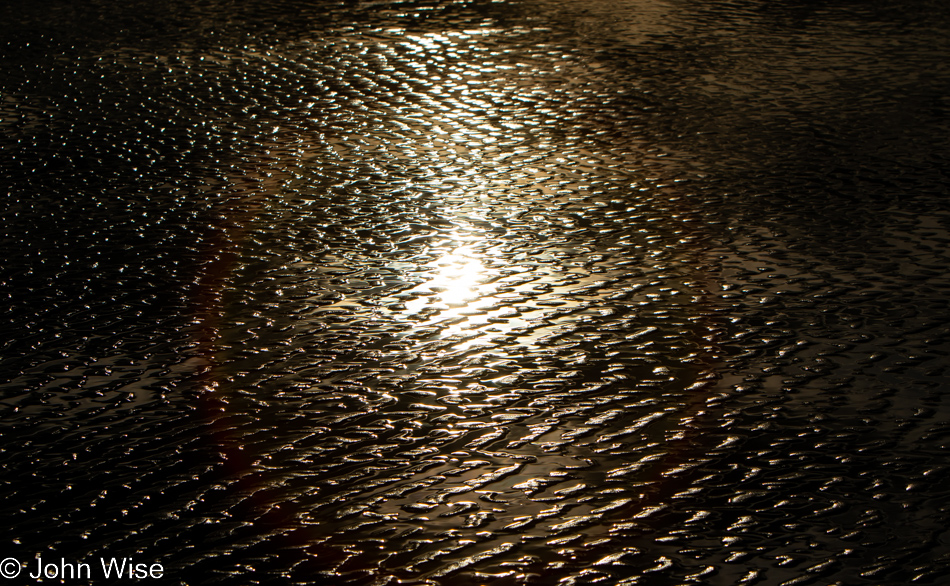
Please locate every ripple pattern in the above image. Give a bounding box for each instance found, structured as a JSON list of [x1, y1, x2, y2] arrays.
[[2, 0, 950, 584]]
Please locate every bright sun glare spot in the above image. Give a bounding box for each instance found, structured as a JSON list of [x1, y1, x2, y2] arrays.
[[400, 239, 499, 345], [430, 248, 483, 307]]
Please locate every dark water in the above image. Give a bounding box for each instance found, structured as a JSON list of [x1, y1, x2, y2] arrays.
[[2, 0, 950, 584]]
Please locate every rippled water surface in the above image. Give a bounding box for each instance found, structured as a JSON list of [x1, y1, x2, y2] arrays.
[[3, 0, 950, 584]]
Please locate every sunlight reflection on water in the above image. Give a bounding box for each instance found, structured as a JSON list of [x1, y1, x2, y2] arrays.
[[6, 0, 950, 583], [400, 238, 500, 350]]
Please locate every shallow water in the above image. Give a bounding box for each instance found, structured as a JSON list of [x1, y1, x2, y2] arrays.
[[2, 0, 950, 584]]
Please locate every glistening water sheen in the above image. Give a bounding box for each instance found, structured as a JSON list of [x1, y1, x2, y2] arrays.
[[2, 0, 950, 584]]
